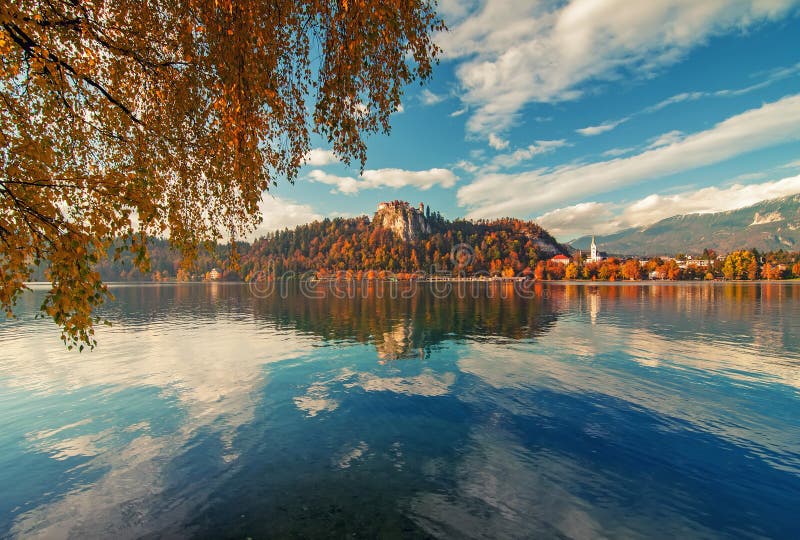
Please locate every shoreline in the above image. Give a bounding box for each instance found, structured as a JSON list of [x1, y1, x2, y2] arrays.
[[22, 278, 800, 288]]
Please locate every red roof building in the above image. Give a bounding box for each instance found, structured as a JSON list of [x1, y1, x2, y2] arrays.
[[550, 254, 571, 265]]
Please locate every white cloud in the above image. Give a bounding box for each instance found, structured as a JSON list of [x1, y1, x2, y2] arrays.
[[469, 148, 486, 160], [309, 167, 457, 194], [717, 62, 800, 97], [729, 171, 767, 182], [572, 62, 800, 139], [421, 89, 445, 106], [780, 159, 800, 169], [575, 62, 800, 138], [645, 91, 707, 113], [458, 94, 800, 218], [646, 130, 684, 149], [456, 140, 566, 176], [536, 202, 620, 239], [488, 140, 567, 170], [488, 133, 509, 150], [438, 0, 481, 23], [252, 196, 323, 238], [601, 146, 635, 157], [455, 160, 480, 173], [450, 107, 468, 117], [440, 0, 800, 136], [307, 170, 361, 194], [576, 118, 627, 136], [644, 65, 800, 113], [536, 174, 800, 240], [303, 148, 339, 167]]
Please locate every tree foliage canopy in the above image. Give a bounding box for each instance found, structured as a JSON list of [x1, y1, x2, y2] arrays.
[[0, 0, 442, 347], [238, 214, 563, 278]]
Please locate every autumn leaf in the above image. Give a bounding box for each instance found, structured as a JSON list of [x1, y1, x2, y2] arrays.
[[0, 0, 443, 348]]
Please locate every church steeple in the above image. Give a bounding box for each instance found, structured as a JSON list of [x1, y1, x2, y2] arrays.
[[590, 235, 597, 260]]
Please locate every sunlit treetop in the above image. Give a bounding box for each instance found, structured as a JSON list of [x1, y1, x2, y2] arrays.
[[0, 0, 443, 347]]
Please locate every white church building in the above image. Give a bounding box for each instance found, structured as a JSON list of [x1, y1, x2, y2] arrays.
[[586, 236, 606, 263]]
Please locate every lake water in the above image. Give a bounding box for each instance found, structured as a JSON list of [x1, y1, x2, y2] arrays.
[[1, 282, 799, 539]]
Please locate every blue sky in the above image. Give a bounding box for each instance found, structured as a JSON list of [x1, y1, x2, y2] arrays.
[[257, 0, 800, 242]]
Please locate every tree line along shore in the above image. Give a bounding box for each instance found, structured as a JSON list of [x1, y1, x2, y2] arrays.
[[26, 234, 799, 283]]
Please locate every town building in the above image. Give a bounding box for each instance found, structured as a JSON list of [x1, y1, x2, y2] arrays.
[[208, 268, 222, 280], [550, 254, 571, 265], [586, 236, 607, 263]]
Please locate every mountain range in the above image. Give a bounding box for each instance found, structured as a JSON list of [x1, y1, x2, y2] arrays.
[[570, 193, 800, 256]]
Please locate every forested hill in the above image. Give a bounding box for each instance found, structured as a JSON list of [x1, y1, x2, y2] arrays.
[[238, 203, 566, 279], [26, 203, 566, 282]]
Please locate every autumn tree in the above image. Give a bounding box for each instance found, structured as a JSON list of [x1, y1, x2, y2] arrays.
[[597, 258, 621, 281], [683, 263, 701, 280], [722, 251, 756, 280], [564, 262, 578, 280], [533, 261, 545, 280], [747, 256, 760, 280], [722, 256, 736, 280], [663, 260, 682, 280], [1, 0, 443, 347], [582, 262, 599, 280], [761, 262, 786, 280], [621, 259, 642, 280], [544, 260, 565, 280]]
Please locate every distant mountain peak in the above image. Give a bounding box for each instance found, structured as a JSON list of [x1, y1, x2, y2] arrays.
[[570, 192, 800, 255]]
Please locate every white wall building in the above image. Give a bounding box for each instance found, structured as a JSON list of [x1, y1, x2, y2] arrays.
[[586, 236, 605, 263]]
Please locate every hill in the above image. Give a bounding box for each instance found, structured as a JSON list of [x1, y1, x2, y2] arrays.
[[29, 202, 566, 282], [238, 201, 566, 278], [570, 193, 800, 256]]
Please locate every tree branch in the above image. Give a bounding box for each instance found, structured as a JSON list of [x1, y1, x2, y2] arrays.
[[2, 22, 143, 126]]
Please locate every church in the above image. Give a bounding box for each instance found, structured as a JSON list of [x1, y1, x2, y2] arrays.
[[586, 236, 607, 263]]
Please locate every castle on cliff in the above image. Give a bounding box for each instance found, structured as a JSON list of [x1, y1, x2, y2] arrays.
[[377, 200, 426, 214], [373, 201, 431, 242]]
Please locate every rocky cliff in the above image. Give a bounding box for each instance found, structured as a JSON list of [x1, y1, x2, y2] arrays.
[[372, 201, 431, 242]]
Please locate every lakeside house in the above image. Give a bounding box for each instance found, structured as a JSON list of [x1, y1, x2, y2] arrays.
[[208, 268, 222, 281], [550, 254, 571, 265]]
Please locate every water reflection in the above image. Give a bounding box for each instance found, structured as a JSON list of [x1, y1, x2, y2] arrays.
[[0, 283, 798, 538], [248, 281, 562, 359]]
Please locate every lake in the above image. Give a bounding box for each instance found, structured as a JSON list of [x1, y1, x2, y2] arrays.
[[1, 282, 799, 539]]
